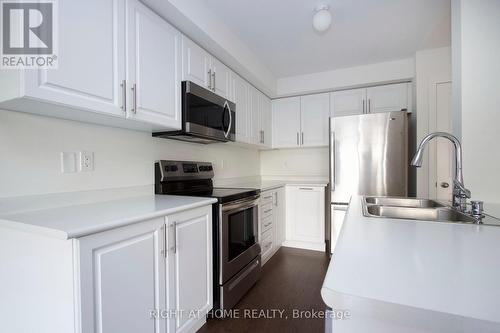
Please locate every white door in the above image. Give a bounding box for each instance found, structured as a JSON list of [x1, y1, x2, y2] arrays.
[[78, 218, 166, 333], [272, 97, 301, 148], [300, 93, 330, 147], [366, 83, 408, 114], [233, 74, 250, 143], [126, 0, 181, 129], [24, 0, 125, 117], [435, 82, 453, 200], [330, 205, 347, 254], [286, 186, 325, 251], [166, 206, 212, 333], [260, 93, 273, 147], [330, 88, 366, 117], [211, 58, 232, 100], [181, 36, 211, 90], [249, 86, 261, 145]]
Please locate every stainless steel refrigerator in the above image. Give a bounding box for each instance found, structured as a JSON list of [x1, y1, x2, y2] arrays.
[[328, 111, 408, 253]]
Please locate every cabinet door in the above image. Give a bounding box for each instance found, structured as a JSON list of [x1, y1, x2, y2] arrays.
[[300, 93, 330, 147], [24, 0, 125, 117], [78, 218, 166, 333], [181, 36, 211, 90], [126, 0, 181, 129], [286, 186, 325, 251], [233, 74, 250, 143], [260, 92, 273, 147], [366, 83, 408, 113], [211, 58, 232, 100], [330, 88, 366, 117], [248, 85, 261, 145], [272, 97, 301, 148], [331, 205, 347, 254], [166, 206, 212, 333], [274, 187, 286, 248]]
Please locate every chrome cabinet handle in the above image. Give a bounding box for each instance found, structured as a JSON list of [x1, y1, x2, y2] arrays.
[[131, 83, 137, 113], [297, 132, 299, 146], [207, 69, 212, 90], [212, 71, 216, 91], [274, 192, 278, 206], [299, 187, 313, 190], [262, 130, 265, 144], [301, 132, 304, 145], [264, 209, 272, 214], [120, 80, 126, 112], [362, 100, 365, 114], [368, 99, 371, 113], [160, 225, 166, 257], [264, 222, 272, 227], [263, 195, 273, 200], [170, 222, 177, 253]]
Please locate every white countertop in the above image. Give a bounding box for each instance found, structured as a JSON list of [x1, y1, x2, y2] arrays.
[[215, 178, 328, 191], [0, 194, 217, 240], [321, 195, 500, 327]]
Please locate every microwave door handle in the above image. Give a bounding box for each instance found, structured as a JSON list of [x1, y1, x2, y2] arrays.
[[223, 101, 232, 138]]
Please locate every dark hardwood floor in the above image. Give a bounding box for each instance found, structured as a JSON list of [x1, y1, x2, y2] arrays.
[[198, 247, 330, 333]]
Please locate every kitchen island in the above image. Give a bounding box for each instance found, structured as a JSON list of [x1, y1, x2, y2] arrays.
[[321, 195, 500, 332]]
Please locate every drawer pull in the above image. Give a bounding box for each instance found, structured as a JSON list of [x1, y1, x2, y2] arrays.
[[299, 187, 313, 190], [264, 222, 272, 228], [264, 209, 272, 214], [263, 196, 273, 200]]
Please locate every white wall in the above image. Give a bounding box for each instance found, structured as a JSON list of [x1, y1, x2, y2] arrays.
[[276, 58, 415, 97], [452, 0, 500, 203], [260, 148, 328, 180], [415, 47, 452, 198], [0, 110, 260, 198]]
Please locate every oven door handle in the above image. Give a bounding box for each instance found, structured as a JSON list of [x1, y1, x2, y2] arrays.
[[221, 196, 260, 213]]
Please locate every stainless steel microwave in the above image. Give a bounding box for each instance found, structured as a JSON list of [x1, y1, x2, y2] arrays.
[[153, 81, 236, 144]]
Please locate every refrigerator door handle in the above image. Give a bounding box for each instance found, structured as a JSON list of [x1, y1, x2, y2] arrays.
[[329, 130, 336, 191]]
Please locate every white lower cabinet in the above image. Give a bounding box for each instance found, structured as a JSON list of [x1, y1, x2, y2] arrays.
[[166, 206, 213, 333], [259, 187, 285, 264], [284, 185, 325, 252], [79, 217, 167, 333], [0, 205, 213, 333]]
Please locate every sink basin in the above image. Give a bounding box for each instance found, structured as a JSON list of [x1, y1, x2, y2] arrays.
[[364, 196, 445, 208], [364, 205, 476, 223]]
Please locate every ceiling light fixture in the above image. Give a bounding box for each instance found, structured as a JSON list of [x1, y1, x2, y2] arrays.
[[312, 4, 332, 33]]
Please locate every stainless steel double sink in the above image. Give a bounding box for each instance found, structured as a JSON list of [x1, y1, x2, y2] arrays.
[[362, 196, 477, 223]]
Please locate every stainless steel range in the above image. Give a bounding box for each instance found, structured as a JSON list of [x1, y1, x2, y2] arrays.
[[155, 160, 261, 311]]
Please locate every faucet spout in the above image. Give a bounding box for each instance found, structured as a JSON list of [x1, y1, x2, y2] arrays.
[[411, 132, 470, 211]]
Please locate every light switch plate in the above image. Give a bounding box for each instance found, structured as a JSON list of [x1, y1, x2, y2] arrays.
[[61, 152, 77, 173], [79, 151, 94, 172]]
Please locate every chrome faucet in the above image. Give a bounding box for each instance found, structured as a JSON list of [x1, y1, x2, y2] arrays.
[[411, 132, 471, 212]]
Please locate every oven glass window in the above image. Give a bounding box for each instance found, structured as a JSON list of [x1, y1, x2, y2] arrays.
[[228, 207, 256, 261]]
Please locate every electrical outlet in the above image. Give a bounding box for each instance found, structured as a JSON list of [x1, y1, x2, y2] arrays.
[[60, 152, 77, 173], [79, 151, 94, 172]]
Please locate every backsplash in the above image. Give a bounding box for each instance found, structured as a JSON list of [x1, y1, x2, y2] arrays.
[[0, 110, 260, 198]]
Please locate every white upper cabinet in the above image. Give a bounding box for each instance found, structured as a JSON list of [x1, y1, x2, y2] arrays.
[[211, 58, 232, 100], [300, 93, 330, 147], [366, 83, 408, 113], [249, 85, 262, 145], [181, 36, 211, 90], [259, 92, 273, 147], [330, 88, 366, 117], [11, 0, 126, 117], [181, 35, 233, 100], [272, 97, 301, 148], [0, 0, 183, 131], [233, 74, 251, 144], [126, 0, 181, 129]]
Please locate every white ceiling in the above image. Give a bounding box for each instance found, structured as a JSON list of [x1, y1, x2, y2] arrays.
[[204, 0, 451, 78]]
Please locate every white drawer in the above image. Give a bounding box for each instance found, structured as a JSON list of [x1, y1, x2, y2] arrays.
[[261, 230, 274, 257], [261, 192, 274, 205], [260, 202, 273, 219], [261, 215, 273, 233]]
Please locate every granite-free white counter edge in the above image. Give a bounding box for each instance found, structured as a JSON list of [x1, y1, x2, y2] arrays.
[[321, 195, 500, 324], [0, 195, 217, 240]]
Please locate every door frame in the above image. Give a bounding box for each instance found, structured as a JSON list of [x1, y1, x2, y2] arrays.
[[428, 78, 452, 199]]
